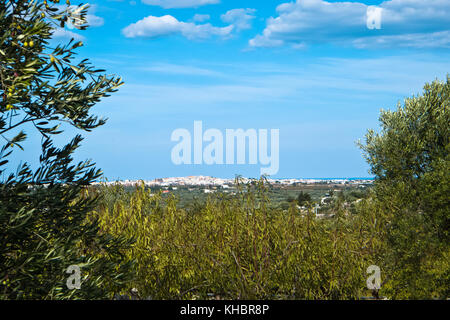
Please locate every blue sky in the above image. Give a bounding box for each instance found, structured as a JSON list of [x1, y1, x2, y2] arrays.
[[16, 0, 450, 180]]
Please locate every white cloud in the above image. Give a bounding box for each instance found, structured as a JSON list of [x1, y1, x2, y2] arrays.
[[141, 0, 219, 9], [122, 15, 233, 40], [143, 63, 223, 76], [52, 28, 85, 40], [193, 14, 210, 22], [292, 42, 307, 50], [221, 8, 256, 31], [250, 0, 450, 48], [86, 14, 104, 27], [249, 35, 283, 48], [109, 55, 450, 116], [353, 31, 450, 49]]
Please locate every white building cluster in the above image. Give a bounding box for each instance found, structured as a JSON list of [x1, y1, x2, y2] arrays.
[[93, 176, 372, 188]]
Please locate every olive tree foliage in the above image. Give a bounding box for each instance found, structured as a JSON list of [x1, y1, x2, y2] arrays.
[[359, 76, 449, 299], [0, 0, 133, 299]]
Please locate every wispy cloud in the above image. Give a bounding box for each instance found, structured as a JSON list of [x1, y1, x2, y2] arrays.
[[353, 31, 450, 49], [141, 0, 220, 9], [221, 8, 256, 31], [250, 0, 450, 49], [142, 63, 223, 77], [108, 54, 450, 115], [192, 14, 210, 23], [52, 28, 85, 40]]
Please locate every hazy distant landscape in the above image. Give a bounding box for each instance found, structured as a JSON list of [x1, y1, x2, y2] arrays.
[[98, 176, 372, 210]]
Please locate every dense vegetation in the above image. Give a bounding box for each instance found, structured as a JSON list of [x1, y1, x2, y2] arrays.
[[0, 0, 132, 299], [94, 179, 373, 299]]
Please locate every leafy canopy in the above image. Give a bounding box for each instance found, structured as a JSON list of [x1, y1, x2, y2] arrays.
[[0, 0, 132, 299]]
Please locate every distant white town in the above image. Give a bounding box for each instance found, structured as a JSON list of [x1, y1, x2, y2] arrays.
[[94, 176, 373, 188]]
